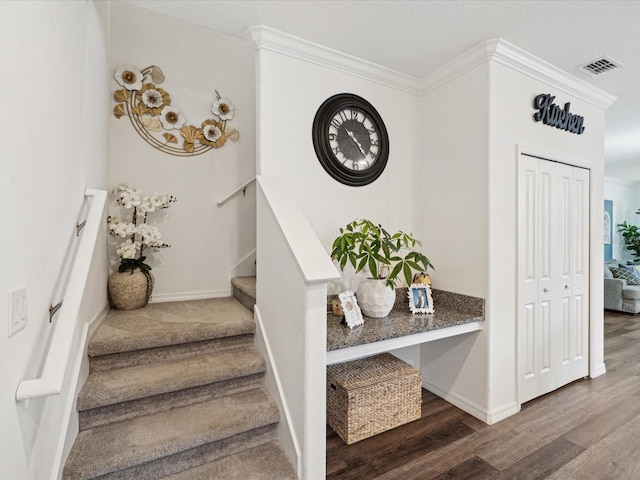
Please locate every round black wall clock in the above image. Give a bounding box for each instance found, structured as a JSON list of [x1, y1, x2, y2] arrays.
[[312, 93, 389, 186]]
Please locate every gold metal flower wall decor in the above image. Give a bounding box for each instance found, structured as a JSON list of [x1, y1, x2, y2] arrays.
[[113, 65, 239, 156]]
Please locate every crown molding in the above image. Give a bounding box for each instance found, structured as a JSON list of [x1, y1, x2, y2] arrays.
[[246, 27, 616, 111], [246, 25, 423, 96], [605, 176, 640, 187], [422, 38, 616, 109]]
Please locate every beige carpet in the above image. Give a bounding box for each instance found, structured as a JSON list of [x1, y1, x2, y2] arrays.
[[63, 294, 295, 479]]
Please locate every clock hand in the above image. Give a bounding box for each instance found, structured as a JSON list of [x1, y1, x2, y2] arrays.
[[345, 128, 367, 157]]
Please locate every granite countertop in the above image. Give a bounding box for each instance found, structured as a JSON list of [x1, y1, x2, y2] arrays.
[[327, 288, 484, 352]]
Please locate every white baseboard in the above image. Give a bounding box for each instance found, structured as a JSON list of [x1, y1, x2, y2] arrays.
[[149, 289, 230, 303], [422, 375, 519, 425], [52, 304, 109, 480], [591, 362, 607, 378], [422, 376, 489, 423], [254, 306, 301, 476], [486, 401, 520, 424]]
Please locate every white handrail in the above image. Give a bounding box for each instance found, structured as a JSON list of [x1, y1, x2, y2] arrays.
[[217, 176, 256, 206], [256, 175, 339, 477], [16, 188, 107, 402]]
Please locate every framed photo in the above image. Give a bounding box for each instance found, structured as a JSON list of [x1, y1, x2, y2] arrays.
[[339, 290, 364, 329], [408, 283, 434, 314]]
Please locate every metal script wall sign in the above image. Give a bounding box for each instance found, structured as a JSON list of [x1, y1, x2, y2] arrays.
[[113, 65, 239, 157], [532, 93, 585, 135]]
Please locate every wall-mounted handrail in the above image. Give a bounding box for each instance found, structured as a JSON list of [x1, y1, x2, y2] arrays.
[[49, 302, 63, 323], [217, 176, 256, 206], [16, 188, 107, 402]]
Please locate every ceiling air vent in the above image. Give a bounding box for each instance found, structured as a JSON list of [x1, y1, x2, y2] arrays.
[[580, 56, 623, 76]]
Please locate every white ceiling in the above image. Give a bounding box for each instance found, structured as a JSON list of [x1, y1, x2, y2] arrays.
[[126, 0, 640, 182]]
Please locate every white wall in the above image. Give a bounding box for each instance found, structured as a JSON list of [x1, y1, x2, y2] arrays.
[[604, 177, 640, 261], [418, 61, 491, 420], [0, 1, 110, 477], [487, 60, 607, 416], [109, 2, 256, 301], [418, 41, 611, 423], [253, 31, 421, 254]]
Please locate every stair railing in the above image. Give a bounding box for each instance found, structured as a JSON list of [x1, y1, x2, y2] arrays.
[[255, 175, 339, 477], [15, 188, 108, 402], [217, 176, 256, 206]]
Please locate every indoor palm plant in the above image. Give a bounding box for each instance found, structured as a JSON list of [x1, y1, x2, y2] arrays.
[[618, 209, 640, 261], [331, 219, 433, 317]]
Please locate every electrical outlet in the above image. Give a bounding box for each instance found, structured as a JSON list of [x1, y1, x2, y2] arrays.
[[8, 286, 27, 337]]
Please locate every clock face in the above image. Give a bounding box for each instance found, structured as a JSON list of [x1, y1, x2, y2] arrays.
[[329, 108, 380, 172], [312, 94, 389, 186]]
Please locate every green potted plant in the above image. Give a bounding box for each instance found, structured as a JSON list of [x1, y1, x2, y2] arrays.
[[618, 209, 640, 262], [331, 219, 433, 317]]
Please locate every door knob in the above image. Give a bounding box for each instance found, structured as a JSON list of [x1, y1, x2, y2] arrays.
[[564, 285, 570, 289], [543, 288, 549, 293]]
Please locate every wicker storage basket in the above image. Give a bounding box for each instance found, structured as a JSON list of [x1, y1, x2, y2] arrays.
[[326, 353, 421, 445]]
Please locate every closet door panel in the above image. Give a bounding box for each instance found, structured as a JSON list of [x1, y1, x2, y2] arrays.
[[570, 168, 590, 380], [518, 155, 541, 403], [518, 155, 590, 403]]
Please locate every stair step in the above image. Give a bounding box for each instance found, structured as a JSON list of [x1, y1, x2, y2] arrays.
[[78, 347, 266, 429], [89, 297, 255, 358], [79, 373, 265, 431], [89, 333, 255, 373], [63, 388, 279, 480], [163, 441, 297, 480], [231, 276, 256, 312]]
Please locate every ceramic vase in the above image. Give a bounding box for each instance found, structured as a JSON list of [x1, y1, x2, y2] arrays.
[[356, 278, 395, 318], [108, 269, 154, 310]]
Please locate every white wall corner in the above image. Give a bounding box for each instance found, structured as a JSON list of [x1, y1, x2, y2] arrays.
[[486, 402, 520, 425], [422, 38, 616, 110], [245, 25, 423, 95], [591, 362, 607, 379], [420, 38, 500, 95], [422, 375, 491, 424], [490, 38, 616, 110]]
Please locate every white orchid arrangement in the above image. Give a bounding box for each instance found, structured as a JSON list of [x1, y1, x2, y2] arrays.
[[108, 183, 176, 274]]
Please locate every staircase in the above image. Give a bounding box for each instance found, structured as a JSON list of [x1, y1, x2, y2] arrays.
[[63, 277, 296, 479]]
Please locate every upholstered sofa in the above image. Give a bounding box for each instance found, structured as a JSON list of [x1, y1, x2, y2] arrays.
[[604, 259, 640, 314]]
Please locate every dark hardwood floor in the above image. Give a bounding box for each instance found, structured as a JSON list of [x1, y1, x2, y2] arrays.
[[326, 310, 640, 479]]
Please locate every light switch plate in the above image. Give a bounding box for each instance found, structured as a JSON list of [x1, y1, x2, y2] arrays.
[[8, 286, 28, 337]]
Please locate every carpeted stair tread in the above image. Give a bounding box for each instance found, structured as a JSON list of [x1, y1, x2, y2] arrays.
[[164, 441, 296, 480], [79, 373, 265, 431], [78, 346, 266, 411], [89, 297, 254, 357], [63, 388, 279, 480], [88, 334, 255, 373]]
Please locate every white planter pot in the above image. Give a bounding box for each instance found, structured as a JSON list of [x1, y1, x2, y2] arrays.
[[356, 278, 395, 318]]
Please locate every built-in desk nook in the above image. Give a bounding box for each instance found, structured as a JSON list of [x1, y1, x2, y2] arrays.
[[326, 288, 484, 365]]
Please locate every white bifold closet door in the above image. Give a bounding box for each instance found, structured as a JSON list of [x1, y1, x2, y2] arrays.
[[518, 154, 589, 404]]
